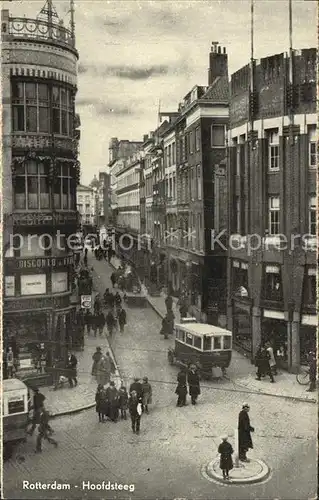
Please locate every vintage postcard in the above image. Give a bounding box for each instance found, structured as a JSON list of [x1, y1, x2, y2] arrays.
[[1, 0, 317, 499]]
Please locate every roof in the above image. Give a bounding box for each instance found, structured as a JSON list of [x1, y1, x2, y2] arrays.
[[77, 184, 93, 191], [3, 378, 28, 391], [202, 75, 229, 102], [175, 322, 232, 337]]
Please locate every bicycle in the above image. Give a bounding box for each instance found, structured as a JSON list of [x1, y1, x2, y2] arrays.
[[296, 367, 310, 385]]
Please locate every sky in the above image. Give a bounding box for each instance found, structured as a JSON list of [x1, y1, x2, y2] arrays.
[[4, 0, 317, 185]]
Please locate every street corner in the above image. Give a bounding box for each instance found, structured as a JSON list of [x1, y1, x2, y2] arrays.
[[201, 455, 271, 485]]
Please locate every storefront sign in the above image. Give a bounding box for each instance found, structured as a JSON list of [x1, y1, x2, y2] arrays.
[[13, 255, 75, 270], [301, 314, 317, 326], [12, 212, 78, 227], [5, 276, 15, 297], [263, 309, 285, 320], [81, 295, 92, 309], [21, 274, 46, 296], [52, 272, 68, 294], [3, 294, 70, 312]]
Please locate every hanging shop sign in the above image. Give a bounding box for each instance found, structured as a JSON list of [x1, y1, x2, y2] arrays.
[[52, 272, 68, 294], [20, 274, 46, 296], [81, 295, 92, 309]]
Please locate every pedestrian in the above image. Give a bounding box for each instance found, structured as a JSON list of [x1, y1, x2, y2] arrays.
[[66, 351, 78, 388], [83, 254, 88, 267], [306, 350, 317, 392], [97, 312, 106, 336], [276, 345, 285, 371], [96, 354, 111, 386], [187, 365, 200, 405], [165, 294, 173, 313], [95, 384, 104, 422], [175, 367, 188, 407], [129, 377, 143, 400], [238, 403, 254, 462], [35, 407, 58, 453], [118, 307, 127, 333], [118, 383, 128, 420], [141, 376, 152, 414], [84, 310, 93, 335], [115, 291, 122, 308], [255, 346, 275, 383], [105, 381, 119, 422], [27, 388, 46, 436], [111, 272, 117, 288], [91, 313, 98, 337], [128, 390, 142, 434], [107, 247, 112, 263], [266, 341, 277, 375], [6, 347, 14, 378], [106, 310, 116, 337], [91, 347, 102, 377], [94, 294, 102, 315], [218, 436, 234, 480], [104, 288, 111, 307]]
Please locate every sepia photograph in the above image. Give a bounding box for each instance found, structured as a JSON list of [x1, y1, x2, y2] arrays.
[[1, 0, 318, 499]]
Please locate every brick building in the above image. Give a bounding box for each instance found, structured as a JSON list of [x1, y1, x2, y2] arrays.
[[2, 2, 80, 373], [227, 48, 317, 371]]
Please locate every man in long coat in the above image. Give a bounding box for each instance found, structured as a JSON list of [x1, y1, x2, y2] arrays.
[[187, 365, 200, 405], [96, 354, 111, 386], [105, 381, 119, 421], [175, 367, 188, 407], [238, 403, 254, 462]]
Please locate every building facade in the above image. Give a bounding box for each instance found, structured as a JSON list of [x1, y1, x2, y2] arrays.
[[2, 3, 80, 371], [76, 184, 95, 229], [227, 48, 317, 371]]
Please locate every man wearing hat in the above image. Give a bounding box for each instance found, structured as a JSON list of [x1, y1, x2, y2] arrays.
[[238, 403, 254, 462], [105, 381, 119, 422], [27, 388, 46, 436], [129, 378, 143, 400]]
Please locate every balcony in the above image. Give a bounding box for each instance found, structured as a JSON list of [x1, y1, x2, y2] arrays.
[[6, 16, 77, 56]]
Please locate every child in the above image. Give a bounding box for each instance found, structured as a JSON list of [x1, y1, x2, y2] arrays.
[[218, 436, 233, 480], [141, 376, 152, 414], [118, 383, 128, 420]]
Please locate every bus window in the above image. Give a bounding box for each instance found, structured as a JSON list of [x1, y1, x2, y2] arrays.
[[186, 333, 193, 346], [223, 336, 231, 350], [213, 337, 222, 350], [203, 336, 212, 351], [194, 336, 202, 349]]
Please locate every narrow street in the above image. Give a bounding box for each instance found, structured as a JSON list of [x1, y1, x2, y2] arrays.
[[3, 253, 317, 500]]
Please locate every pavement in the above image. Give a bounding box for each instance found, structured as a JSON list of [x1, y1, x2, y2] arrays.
[[39, 250, 316, 418]]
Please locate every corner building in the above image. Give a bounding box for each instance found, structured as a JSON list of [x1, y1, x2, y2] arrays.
[[227, 48, 317, 372], [2, 5, 80, 373]]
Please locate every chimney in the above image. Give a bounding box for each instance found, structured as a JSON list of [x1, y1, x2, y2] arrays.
[[208, 42, 228, 86]]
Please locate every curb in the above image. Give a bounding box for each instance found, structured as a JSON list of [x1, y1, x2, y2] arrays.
[[202, 457, 271, 486]]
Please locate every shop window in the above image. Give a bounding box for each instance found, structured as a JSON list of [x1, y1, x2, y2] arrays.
[[14, 161, 50, 210], [233, 309, 252, 354], [268, 196, 280, 235], [232, 264, 249, 296], [211, 125, 226, 147], [309, 196, 316, 235], [263, 265, 283, 301], [308, 126, 316, 168]]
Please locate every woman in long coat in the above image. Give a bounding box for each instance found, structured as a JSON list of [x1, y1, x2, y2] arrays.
[[238, 403, 254, 462], [187, 366, 200, 405], [91, 347, 102, 377], [96, 355, 111, 386], [175, 368, 188, 407]]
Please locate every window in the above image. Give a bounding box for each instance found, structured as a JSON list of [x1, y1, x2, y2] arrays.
[[264, 265, 283, 301], [309, 196, 316, 235], [169, 178, 172, 199], [184, 135, 188, 159], [232, 263, 249, 296], [191, 168, 195, 200], [172, 175, 176, 200], [54, 165, 76, 209], [186, 333, 193, 345], [211, 125, 226, 147], [52, 85, 73, 136], [308, 126, 316, 168], [223, 336, 231, 350], [189, 131, 193, 154], [8, 399, 25, 415], [303, 268, 316, 304], [14, 161, 50, 209], [172, 142, 176, 164], [197, 165, 202, 200], [235, 196, 240, 233], [267, 129, 279, 170], [236, 146, 241, 176], [268, 197, 280, 235], [213, 337, 222, 349], [195, 127, 200, 151], [194, 336, 202, 349], [203, 336, 212, 351]]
